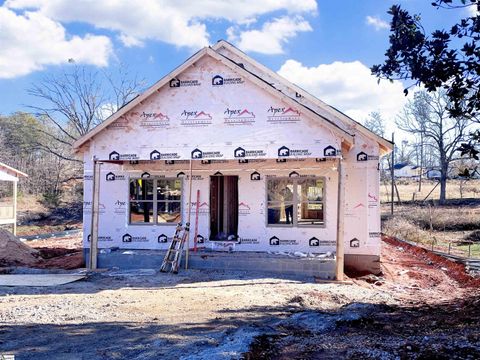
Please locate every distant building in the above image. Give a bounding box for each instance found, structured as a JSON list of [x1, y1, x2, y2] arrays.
[[393, 163, 421, 178], [426, 168, 441, 180], [0, 162, 27, 235]]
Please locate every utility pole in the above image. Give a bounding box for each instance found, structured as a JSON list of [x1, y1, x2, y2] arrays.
[[391, 132, 395, 216]]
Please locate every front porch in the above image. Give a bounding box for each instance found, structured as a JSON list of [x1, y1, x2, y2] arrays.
[[84, 248, 336, 279]]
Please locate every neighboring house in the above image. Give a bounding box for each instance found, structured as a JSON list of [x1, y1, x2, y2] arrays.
[[393, 163, 421, 178], [426, 168, 442, 180], [0, 162, 27, 235], [73, 40, 393, 277]]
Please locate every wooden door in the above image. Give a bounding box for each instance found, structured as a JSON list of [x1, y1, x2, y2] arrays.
[[209, 176, 238, 240]]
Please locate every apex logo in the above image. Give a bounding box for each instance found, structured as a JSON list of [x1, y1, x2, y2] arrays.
[[234, 147, 246, 158], [269, 236, 280, 246], [150, 150, 161, 160], [106, 172, 116, 181], [309, 237, 320, 246], [214, 171, 223, 176], [212, 75, 223, 85], [278, 146, 290, 157], [196, 234, 205, 244], [289, 171, 300, 178], [158, 234, 168, 243], [109, 151, 120, 160], [122, 233, 132, 243], [357, 152, 368, 161], [141, 172, 150, 178], [324, 146, 337, 157], [191, 148, 203, 159], [169, 78, 180, 87], [250, 171, 260, 181], [177, 172, 185, 177], [350, 238, 360, 248]]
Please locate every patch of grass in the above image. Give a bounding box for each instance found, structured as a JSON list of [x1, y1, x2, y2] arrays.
[[384, 206, 480, 232], [380, 179, 480, 203], [382, 217, 434, 245]]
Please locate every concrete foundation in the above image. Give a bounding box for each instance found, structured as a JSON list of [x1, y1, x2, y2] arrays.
[[344, 254, 381, 275], [84, 249, 336, 279]]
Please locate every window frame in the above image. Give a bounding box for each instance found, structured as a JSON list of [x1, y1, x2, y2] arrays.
[[265, 176, 326, 228], [128, 176, 183, 226]]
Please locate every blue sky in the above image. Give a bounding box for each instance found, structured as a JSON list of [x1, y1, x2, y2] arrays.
[[0, 0, 470, 131]]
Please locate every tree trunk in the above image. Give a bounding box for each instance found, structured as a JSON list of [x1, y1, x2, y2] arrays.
[[439, 160, 448, 205]]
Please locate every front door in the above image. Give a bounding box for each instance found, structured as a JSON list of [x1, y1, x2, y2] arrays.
[[209, 175, 238, 240]]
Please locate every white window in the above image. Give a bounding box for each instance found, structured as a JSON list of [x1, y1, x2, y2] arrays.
[[129, 178, 182, 225], [266, 177, 325, 227]]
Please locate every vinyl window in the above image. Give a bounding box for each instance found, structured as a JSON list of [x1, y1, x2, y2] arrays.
[[266, 177, 325, 227], [129, 178, 182, 225]]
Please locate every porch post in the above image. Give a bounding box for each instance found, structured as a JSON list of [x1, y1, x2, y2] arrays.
[[335, 157, 345, 281], [89, 158, 101, 270], [185, 159, 193, 269], [13, 180, 17, 236]]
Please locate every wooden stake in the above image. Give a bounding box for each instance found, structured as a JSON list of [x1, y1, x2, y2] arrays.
[[185, 159, 194, 269], [12, 180, 17, 236], [89, 158, 101, 270], [335, 158, 345, 281], [194, 189, 200, 252], [391, 132, 395, 216]]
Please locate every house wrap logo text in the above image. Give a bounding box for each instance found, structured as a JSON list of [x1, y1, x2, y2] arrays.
[[179, 110, 212, 127], [150, 150, 181, 160], [212, 75, 244, 86], [137, 111, 170, 128], [169, 78, 201, 87], [267, 106, 301, 123], [277, 146, 311, 158], [224, 108, 255, 125], [234, 147, 266, 158]]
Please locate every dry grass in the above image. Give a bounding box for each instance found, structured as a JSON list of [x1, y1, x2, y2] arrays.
[[382, 217, 434, 245], [380, 179, 480, 203], [382, 203, 480, 258], [388, 205, 480, 231]]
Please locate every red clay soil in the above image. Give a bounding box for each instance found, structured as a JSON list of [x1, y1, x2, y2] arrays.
[[383, 235, 480, 288], [0, 232, 84, 270], [29, 235, 84, 269], [354, 235, 480, 305]]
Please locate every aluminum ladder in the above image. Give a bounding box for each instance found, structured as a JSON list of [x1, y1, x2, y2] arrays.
[[160, 222, 190, 274]]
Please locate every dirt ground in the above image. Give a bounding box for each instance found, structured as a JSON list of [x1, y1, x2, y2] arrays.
[[0, 235, 479, 360]]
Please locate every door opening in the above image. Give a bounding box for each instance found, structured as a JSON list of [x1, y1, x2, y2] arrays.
[[210, 175, 238, 240]]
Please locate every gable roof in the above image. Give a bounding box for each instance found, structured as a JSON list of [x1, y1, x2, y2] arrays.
[[72, 41, 386, 152], [0, 162, 28, 180], [212, 40, 393, 153], [393, 163, 414, 170]]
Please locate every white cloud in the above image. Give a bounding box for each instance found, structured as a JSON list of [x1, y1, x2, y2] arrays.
[[365, 15, 389, 31], [227, 16, 312, 55], [5, 0, 317, 50], [0, 7, 112, 79], [277, 59, 407, 124], [467, 4, 479, 16]]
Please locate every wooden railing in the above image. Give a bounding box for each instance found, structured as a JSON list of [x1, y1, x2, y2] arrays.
[[0, 204, 14, 220]]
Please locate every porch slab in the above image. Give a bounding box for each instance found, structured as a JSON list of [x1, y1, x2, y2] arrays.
[[84, 249, 336, 279]]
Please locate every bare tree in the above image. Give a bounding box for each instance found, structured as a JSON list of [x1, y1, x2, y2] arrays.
[[364, 111, 386, 138], [396, 90, 470, 204], [396, 140, 414, 164], [27, 64, 144, 158]]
